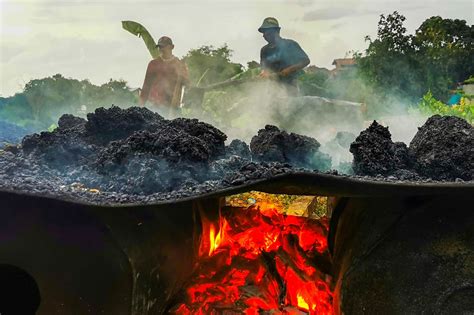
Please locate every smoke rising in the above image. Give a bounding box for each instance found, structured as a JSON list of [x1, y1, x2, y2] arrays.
[[174, 74, 428, 172]]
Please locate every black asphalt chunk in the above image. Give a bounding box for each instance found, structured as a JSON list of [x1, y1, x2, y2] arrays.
[[409, 115, 474, 181], [351, 116, 473, 181], [350, 121, 412, 176], [1, 107, 472, 204], [250, 124, 331, 170]]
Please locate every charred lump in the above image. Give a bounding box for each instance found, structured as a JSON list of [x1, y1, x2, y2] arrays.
[[2, 106, 473, 204], [85, 106, 165, 144], [409, 115, 474, 181], [250, 125, 331, 170], [0, 106, 332, 203], [351, 116, 473, 181], [350, 121, 412, 176], [21, 115, 93, 167], [97, 119, 226, 167], [226, 139, 251, 159]]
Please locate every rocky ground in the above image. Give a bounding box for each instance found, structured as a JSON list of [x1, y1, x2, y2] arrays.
[[0, 107, 472, 204]]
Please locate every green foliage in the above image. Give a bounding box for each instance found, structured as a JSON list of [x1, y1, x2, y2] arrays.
[[418, 90, 448, 114], [201, 90, 235, 125], [464, 76, 474, 84], [47, 124, 57, 132], [357, 12, 423, 104], [357, 11, 473, 108], [0, 94, 38, 128], [183, 44, 243, 86], [298, 70, 329, 96], [0, 74, 138, 130], [190, 84, 254, 130], [230, 67, 260, 81], [181, 46, 254, 128], [417, 90, 474, 124], [414, 16, 474, 100], [247, 61, 260, 69]]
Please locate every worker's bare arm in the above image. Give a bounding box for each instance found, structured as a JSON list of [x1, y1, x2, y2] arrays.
[[279, 57, 310, 77], [258, 69, 278, 79], [139, 61, 157, 105]]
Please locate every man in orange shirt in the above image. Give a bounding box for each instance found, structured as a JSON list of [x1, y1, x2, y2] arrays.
[[139, 36, 189, 116]]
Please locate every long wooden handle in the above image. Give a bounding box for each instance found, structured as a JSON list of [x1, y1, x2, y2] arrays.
[[171, 76, 183, 107]]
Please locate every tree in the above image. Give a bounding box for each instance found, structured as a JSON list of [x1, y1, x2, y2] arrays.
[[298, 69, 330, 97], [23, 74, 83, 123], [357, 11, 423, 104], [183, 44, 243, 86], [247, 61, 260, 69], [413, 16, 474, 99], [357, 12, 473, 109], [0, 75, 137, 130]]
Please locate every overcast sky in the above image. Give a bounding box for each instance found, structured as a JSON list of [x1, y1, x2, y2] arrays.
[[1, 0, 472, 97]]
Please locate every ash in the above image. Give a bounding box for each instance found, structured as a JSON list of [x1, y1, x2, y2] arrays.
[[0, 108, 472, 204]]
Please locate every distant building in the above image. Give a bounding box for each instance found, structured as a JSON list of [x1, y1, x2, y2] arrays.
[[331, 58, 356, 75], [303, 58, 357, 78]]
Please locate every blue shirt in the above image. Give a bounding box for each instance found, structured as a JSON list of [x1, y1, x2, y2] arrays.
[[260, 38, 309, 84], [447, 93, 461, 106]]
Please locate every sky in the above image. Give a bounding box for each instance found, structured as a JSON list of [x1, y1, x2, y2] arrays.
[[0, 0, 472, 97]]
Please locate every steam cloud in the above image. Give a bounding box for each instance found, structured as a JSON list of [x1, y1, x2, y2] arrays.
[[167, 77, 431, 172]]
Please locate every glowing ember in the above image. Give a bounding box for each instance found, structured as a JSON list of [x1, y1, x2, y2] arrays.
[[297, 293, 310, 310], [171, 201, 334, 314]]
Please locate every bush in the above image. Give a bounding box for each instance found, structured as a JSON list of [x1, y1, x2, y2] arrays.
[[417, 90, 474, 124], [0, 75, 138, 131]]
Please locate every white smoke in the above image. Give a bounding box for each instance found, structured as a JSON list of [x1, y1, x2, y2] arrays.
[[180, 76, 436, 174]]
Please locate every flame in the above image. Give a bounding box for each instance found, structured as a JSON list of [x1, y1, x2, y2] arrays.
[[198, 210, 229, 257], [208, 218, 227, 256], [208, 224, 217, 255], [297, 293, 310, 310], [174, 201, 334, 314]]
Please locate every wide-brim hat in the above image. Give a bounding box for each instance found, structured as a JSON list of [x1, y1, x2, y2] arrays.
[[258, 17, 280, 33]]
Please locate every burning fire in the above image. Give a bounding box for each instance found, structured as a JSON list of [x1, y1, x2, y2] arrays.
[[172, 201, 333, 314], [207, 218, 228, 256]]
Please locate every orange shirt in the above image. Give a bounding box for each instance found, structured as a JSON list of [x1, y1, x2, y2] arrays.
[[140, 56, 189, 107]]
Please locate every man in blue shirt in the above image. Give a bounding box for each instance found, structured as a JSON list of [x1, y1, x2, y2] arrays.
[[258, 17, 310, 95]]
